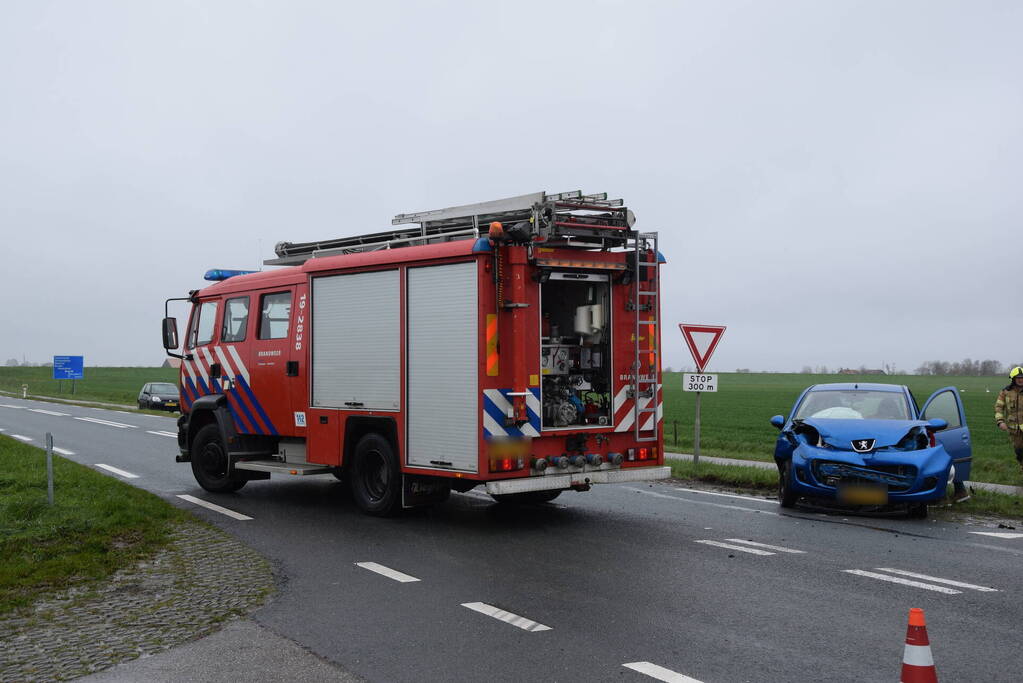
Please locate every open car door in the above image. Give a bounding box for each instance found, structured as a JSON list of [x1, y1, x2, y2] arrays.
[[921, 386, 972, 482]]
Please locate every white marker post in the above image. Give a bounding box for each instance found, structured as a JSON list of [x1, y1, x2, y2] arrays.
[[45, 432, 54, 505], [679, 325, 726, 467]]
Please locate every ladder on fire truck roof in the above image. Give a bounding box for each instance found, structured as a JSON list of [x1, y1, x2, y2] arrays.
[[631, 232, 660, 442], [264, 190, 637, 266]]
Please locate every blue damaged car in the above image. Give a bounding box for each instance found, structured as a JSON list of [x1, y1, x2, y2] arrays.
[[769, 383, 971, 518]]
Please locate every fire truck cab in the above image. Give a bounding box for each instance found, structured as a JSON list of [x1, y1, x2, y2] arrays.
[[162, 191, 668, 515]]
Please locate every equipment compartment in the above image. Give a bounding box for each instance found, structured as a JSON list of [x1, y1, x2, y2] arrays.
[[540, 273, 612, 429]]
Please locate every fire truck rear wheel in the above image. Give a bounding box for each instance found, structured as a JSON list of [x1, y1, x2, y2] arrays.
[[348, 433, 400, 516], [491, 489, 562, 504], [190, 423, 247, 493]]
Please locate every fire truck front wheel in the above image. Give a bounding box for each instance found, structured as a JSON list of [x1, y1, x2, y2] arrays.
[[348, 433, 401, 516], [190, 424, 247, 493]]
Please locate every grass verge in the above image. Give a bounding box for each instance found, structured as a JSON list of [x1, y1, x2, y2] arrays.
[[0, 435, 189, 614], [667, 458, 1023, 521]]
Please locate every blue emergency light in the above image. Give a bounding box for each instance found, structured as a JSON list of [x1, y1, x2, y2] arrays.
[[204, 269, 257, 282]]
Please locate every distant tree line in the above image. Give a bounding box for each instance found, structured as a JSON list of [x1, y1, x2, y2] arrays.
[[914, 359, 1006, 376], [4, 359, 52, 367]]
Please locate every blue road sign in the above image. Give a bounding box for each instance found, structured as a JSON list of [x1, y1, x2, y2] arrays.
[[53, 356, 84, 380]]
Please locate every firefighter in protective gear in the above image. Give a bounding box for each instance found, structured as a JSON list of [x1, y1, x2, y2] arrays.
[[995, 366, 1023, 474]]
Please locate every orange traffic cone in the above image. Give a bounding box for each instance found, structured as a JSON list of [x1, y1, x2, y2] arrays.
[[900, 608, 938, 683]]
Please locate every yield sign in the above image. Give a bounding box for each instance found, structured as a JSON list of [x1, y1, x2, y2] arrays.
[[679, 324, 726, 373]]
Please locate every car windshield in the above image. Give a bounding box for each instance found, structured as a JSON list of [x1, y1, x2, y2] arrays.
[[151, 383, 178, 393], [794, 389, 910, 420]]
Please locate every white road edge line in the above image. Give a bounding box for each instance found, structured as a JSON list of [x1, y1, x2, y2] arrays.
[[355, 562, 421, 583], [673, 486, 777, 505], [969, 531, 1023, 540], [28, 408, 70, 416], [53, 447, 75, 456], [177, 494, 253, 521], [461, 602, 551, 632], [874, 568, 998, 592], [74, 416, 136, 429], [629, 487, 780, 517], [724, 539, 805, 554], [146, 430, 178, 438], [95, 463, 139, 479], [694, 540, 775, 555], [11, 434, 33, 442], [623, 662, 705, 682], [842, 570, 961, 594]]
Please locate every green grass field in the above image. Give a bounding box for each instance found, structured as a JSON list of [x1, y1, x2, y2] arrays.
[[663, 372, 1021, 485], [0, 366, 177, 406], [0, 435, 188, 614]]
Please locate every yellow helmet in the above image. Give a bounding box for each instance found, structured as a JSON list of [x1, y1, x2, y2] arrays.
[[1011, 367, 1023, 379]]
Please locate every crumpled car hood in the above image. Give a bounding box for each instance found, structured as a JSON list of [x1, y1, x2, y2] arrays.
[[797, 417, 926, 450]]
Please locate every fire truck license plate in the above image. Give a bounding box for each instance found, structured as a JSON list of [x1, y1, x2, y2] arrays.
[[838, 484, 888, 505]]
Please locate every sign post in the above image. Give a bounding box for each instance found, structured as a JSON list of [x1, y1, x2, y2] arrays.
[[53, 356, 84, 396], [679, 324, 726, 466]]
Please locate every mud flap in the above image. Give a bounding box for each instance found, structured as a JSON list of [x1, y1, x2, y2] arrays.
[[402, 474, 451, 508]]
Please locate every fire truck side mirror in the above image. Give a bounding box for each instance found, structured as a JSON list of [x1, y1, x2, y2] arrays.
[[162, 317, 179, 350]]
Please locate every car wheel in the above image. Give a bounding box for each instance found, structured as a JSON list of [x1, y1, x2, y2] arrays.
[[778, 461, 798, 508], [491, 490, 562, 504], [190, 424, 246, 493], [907, 503, 928, 519], [137, 400, 144, 409], [348, 433, 401, 516]]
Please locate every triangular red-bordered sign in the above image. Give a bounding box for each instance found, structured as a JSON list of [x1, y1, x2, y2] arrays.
[[679, 323, 726, 373]]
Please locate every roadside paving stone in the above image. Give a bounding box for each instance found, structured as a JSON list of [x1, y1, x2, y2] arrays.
[[0, 520, 274, 682]]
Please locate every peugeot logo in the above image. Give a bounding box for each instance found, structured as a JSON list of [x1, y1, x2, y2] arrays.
[[851, 438, 876, 453]]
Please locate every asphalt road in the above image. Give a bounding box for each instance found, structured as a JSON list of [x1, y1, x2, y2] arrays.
[[3, 396, 1021, 682]]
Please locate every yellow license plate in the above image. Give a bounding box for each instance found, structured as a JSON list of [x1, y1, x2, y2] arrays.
[[838, 485, 888, 505]]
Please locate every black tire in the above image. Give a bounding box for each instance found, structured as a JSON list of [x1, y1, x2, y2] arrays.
[[190, 424, 246, 493], [778, 461, 798, 508], [348, 433, 401, 516], [137, 400, 144, 409], [491, 489, 562, 505], [908, 503, 929, 519]]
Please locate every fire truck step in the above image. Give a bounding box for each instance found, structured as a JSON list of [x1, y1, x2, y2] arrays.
[[233, 460, 333, 475]]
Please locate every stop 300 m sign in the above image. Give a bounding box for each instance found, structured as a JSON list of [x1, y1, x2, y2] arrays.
[[683, 373, 717, 392]]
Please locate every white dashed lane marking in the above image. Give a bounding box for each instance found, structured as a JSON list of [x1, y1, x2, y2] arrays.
[[873, 568, 998, 592], [53, 447, 75, 456], [146, 430, 178, 438], [623, 662, 705, 682], [694, 540, 775, 556], [0, 404, 24, 409], [177, 495, 253, 521], [28, 408, 70, 416], [970, 531, 1023, 539], [95, 464, 139, 479], [355, 562, 421, 583], [11, 434, 33, 442], [461, 602, 551, 632], [723, 539, 805, 554], [74, 417, 137, 429], [841, 568, 997, 595]]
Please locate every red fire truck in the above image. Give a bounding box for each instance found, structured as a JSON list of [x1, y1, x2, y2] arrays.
[[162, 191, 668, 515]]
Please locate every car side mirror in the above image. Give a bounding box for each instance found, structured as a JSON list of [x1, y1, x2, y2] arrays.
[[927, 418, 948, 432], [162, 317, 179, 350], [770, 415, 785, 430]]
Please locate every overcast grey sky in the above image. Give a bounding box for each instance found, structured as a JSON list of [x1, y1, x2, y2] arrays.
[[1, 1, 1019, 372]]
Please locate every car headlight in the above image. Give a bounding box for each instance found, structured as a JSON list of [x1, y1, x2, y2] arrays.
[[152, 396, 162, 403]]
